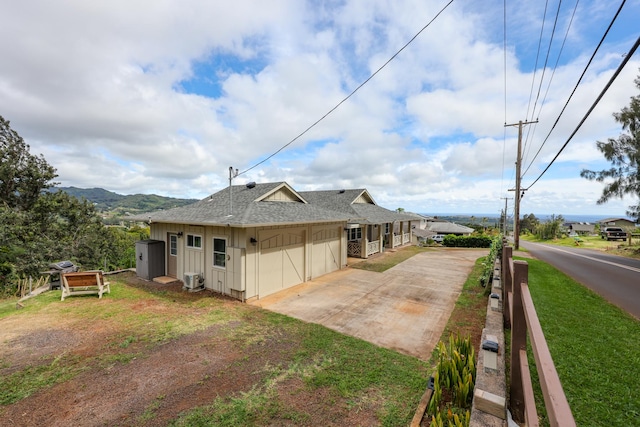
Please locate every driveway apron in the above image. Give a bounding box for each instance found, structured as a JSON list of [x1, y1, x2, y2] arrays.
[[250, 248, 487, 360]]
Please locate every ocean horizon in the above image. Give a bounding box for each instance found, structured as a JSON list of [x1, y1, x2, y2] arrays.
[[421, 213, 631, 224]]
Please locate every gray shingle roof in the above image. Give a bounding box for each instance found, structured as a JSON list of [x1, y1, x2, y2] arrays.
[[426, 222, 474, 234], [298, 189, 417, 224], [136, 182, 414, 227], [137, 182, 354, 227]]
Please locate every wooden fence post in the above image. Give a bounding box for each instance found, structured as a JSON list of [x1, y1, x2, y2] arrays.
[[502, 245, 513, 328], [510, 260, 528, 422]]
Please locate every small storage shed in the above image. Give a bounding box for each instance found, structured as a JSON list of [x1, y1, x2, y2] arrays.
[[135, 239, 165, 280]]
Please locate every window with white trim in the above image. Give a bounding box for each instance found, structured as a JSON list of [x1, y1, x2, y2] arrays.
[[186, 234, 202, 249], [348, 228, 362, 241], [213, 238, 226, 268]]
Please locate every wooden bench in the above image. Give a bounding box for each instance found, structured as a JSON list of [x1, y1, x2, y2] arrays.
[[61, 271, 110, 301]]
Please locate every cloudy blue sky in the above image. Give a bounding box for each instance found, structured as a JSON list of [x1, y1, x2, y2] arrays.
[[1, 0, 639, 217]]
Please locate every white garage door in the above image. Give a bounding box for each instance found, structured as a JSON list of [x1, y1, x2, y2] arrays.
[[311, 226, 341, 279], [258, 229, 305, 298]]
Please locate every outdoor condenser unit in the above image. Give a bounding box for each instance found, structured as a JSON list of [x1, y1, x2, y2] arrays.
[[183, 272, 202, 290]]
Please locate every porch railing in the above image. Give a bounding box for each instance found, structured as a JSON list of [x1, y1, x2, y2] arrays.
[[502, 244, 576, 427], [393, 235, 402, 247], [403, 232, 410, 244], [367, 240, 380, 256]]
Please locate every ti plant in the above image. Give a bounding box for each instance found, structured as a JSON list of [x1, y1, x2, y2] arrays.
[[428, 333, 476, 427]]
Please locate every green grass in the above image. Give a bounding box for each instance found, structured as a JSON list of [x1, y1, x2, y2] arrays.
[[0, 354, 87, 405], [437, 257, 488, 352], [519, 257, 640, 426], [172, 314, 430, 426], [1, 275, 430, 426], [521, 233, 629, 250], [350, 246, 432, 272]]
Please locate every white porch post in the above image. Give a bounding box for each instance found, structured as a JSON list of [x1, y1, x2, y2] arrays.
[[361, 225, 369, 259], [378, 223, 383, 253]]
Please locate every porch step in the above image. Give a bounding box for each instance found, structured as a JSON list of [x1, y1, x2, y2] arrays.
[[153, 276, 180, 284]]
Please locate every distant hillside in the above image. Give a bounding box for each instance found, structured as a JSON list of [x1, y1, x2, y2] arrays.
[[55, 187, 198, 212]]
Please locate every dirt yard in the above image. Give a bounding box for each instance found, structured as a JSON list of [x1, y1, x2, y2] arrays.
[[0, 272, 427, 426]]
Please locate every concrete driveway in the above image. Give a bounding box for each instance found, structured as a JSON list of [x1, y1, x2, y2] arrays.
[[250, 248, 487, 360]]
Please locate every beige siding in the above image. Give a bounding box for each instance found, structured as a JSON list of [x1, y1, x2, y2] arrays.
[[183, 225, 205, 277], [353, 192, 374, 204], [149, 220, 348, 301], [262, 187, 301, 202]]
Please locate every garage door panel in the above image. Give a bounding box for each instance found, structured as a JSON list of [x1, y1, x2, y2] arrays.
[[283, 245, 305, 288], [260, 248, 284, 297], [311, 226, 341, 278], [258, 228, 305, 298]]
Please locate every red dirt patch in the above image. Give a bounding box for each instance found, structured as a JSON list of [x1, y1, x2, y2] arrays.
[[0, 272, 392, 426]]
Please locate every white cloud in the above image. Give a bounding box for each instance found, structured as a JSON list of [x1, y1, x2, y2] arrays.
[[1, 0, 639, 216]]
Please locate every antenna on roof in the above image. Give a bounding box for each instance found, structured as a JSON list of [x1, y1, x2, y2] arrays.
[[228, 166, 238, 215]]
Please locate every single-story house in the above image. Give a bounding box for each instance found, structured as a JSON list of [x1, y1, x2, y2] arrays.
[[425, 220, 474, 236], [135, 182, 415, 301], [565, 222, 595, 235], [403, 212, 435, 231], [597, 217, 637, 229]]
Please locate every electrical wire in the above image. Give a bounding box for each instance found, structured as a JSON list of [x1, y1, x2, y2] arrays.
[[521, 0, 626, 178], [522, 0, 564, 166], [523, 0, 550, 128], [524, 34, 640, 190], [501, 0, 508, 196], [238, 0, 456, 176]]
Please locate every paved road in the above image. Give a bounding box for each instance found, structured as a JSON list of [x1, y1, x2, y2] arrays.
[[520, 241, 640, 319]]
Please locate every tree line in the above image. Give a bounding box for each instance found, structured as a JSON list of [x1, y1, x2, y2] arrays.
[[0, 116, 147, 297]]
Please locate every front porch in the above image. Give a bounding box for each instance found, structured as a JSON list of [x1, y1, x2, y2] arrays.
[[347, 221, 413, 259]]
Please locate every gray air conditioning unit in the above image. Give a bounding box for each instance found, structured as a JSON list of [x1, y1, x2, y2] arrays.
[[183, 272, 203, 290]]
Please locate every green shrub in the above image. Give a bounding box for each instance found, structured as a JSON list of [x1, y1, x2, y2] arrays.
[[479, 235, 502, 287], [442, 235, 492, 248]]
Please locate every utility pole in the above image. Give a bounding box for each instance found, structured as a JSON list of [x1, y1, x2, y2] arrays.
[[500, 197, 513, 236], [505, 120, 537, 250]]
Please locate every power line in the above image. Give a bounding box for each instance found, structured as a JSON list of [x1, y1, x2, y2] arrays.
[[238, 0, 456, 176], [522, 0, 564, 166], [501, 0, 508, 196], [523, 0, 550, 128], [521, 0, 627, 178], [525, 34, 640, 190]]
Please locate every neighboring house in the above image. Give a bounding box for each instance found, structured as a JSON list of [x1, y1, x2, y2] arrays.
[[403, 212, 434, 230], [565, 222, 595, 236], [425, 220, 474, 236], [410, 218, 474, 245], [412, 228, 437, 244], [136, 182, 415, 301], [597, 217, 637, 229]]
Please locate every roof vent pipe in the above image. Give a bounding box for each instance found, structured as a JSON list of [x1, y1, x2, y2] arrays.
[[246, 182, 256, 189], [339, 189, 345, 193]]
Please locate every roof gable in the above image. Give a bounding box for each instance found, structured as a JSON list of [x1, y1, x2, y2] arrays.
[[255, 182, 307, 203], [352, 189, 376, 205]]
